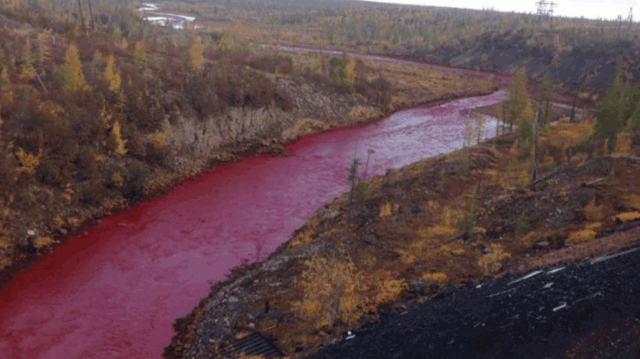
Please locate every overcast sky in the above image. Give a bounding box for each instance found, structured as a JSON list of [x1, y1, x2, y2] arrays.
[[360, 0, 638, 21]]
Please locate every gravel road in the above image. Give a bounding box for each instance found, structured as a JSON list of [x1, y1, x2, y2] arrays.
[[308, 243, 640, 359]]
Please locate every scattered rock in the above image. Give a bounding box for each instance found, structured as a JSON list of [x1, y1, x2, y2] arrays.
[[27, 230, 35, 236], [535, 241, 550, 249], [480, 246, 492, 254], [227, 296, 239, 303], [411, 206, 421, 214]]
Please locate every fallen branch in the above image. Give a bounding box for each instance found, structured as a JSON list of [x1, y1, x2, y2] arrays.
[[582, 177, 605, 187], [529, 162, 570, 189]]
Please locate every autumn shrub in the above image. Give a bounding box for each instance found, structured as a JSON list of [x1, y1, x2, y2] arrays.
[[73, 150, 100, 182], [77, 180, 111, 207], [121, 161, 148, 199], [247, 54, 295, 75], [294, 253, 406, 329], [515, 214, 528, 235]]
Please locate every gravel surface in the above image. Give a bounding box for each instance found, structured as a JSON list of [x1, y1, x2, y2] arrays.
[[308, 243, 640, 359]]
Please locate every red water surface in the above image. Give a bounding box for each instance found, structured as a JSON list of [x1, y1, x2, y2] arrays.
[[0, 86, 506, 358]]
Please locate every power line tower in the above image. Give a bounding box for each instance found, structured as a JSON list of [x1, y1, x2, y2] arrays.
[[548, 1, 557, 28], [535, 1, 556, 28]]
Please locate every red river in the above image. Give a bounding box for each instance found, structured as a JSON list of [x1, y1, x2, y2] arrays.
[[0, 55, 509, 358]]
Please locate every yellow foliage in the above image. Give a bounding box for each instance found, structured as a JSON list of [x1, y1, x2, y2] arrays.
[[443, 207, 451, 226], [426, 200, 440, 210], [132, 41, 145, 66], [348, 106, 379, 124], [474, 226, 487, 235], [67, 216, 81, 228], [566, 229, 596, 245], [116, 37, 128, 51], [344, 59, 356, 84], [62, 184, 74, 202], [0, 256, 11, 271], [112, 172, 124, 187], [372, 273, 407, 306], [421, 272, 448, 283], [616, 130, 632, 154], [15, 148, 41, 175], [111, 120, 127, 156], [584, 222, 602, 230], [582, 199, 606, 221], [104, 55, 121, 92], [612, 211, 640, 223], [53, 215, 63, 227], [234, 331, 250, 340], [434, 242, 466, 256], [380, 202, 392, 217], [623, 194, 640, 211], [39, 100, 64, 117], [148, 131, 167, 148], [236, 352, 266, 359], [293, 254, 366, 327], [477, 244, 511, 275], [294, 254, 406, 328], [188, 36, 205, 69], [18, 63, 35, 81], [33, 235, 54, 249], [289, 215, 320, 247], [60, 43, 85, 91], [416, 224, 456, 239], [400, 251, 416, 264], [1, 66, 10, 85]]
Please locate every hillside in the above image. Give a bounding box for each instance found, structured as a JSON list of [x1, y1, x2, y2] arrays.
[[0, 3, 496, 290]]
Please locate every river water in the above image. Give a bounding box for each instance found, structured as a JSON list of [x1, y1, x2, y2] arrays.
[[0, 64, 507, 358]]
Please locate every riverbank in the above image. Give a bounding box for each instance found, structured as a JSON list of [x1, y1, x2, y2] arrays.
[[164, 107, 640, 358], [0, 45, 498, 293]]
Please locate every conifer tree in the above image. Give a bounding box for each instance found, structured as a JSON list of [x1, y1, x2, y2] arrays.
[[132, 41, 145, 66], [36, 29, 52, 69], [506, 68, 530, 132], [104, 54, 121, 92], [595, 65, 629, 153], [60, 42, 85, 91], [189, 36, 204, 72]]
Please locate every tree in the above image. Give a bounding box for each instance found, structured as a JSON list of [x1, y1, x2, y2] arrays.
[[104, 54, 121, 92], [188, 35, 204, 72], [132, 41, 145, 66], [595, 65, 629, 153], [36, 29, 52, 69], [506, 68, 530, 132], [60, 42, 85, 92]]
